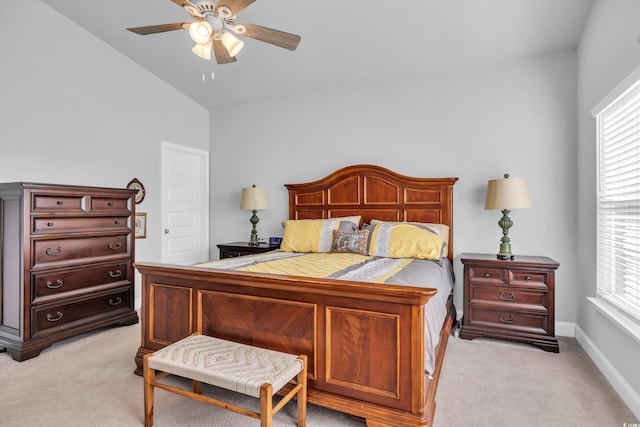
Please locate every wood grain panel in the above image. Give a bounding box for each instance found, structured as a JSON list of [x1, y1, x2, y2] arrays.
[[198, 290, 317, 378], [363, 176, 400, 205], [326, 306, 400, 399], [149, 283, 192, 347], [328, 176, 360, 205]]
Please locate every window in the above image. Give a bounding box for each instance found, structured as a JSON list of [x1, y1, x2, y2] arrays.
[[595, 75, 640, 327]]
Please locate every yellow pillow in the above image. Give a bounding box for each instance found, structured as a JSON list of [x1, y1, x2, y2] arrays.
[[281, 219, 354, 253], [370, 220, 449, 247], [368, 223, 444, 260]]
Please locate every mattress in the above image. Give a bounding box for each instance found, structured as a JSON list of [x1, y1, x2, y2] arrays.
[[197, 251, 454, 375]]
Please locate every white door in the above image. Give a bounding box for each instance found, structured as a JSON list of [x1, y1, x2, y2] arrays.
[[161, 141, 209, 265]]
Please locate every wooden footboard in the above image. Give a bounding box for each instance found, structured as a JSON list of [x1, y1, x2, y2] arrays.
[[134, 262, 453, 427]]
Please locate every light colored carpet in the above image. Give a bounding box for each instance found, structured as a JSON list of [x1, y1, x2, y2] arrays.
[[0, 321, 636, 427]]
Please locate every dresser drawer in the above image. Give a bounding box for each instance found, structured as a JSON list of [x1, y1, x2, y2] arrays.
[[31, 288, 132, 338], [33, 216, 130, 234], [32, 194, 86, 213], [467, 266, 507, 285], [32, 262, 131, 303], [469, 286, 548, 313], [32, 234, 130, 268], [467, 307, 550, 335], [89, 196, 132, 213]]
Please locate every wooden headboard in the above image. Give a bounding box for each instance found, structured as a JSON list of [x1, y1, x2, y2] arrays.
[[285, 164, 458, 260]]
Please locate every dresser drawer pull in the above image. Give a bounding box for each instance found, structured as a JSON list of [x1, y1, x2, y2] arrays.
[[108, 201, 114, 206], [108, 242, 122, 250], [56, 201, 63, 206], [525, 275, 532, 281], [499, 314, 514, 323], [47, 222, 54, 227], [46, 312, 63, 322], [483, 273, 490, 278], [109, 297, 123, 306], [115, 220, 121, 225], [45, 279, 64, 289], [45, 246, 63, 256], [108, 269, 122, 278], [499, 292, 515, 301]]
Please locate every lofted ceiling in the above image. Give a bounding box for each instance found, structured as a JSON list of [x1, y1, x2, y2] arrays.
[[41, 0, 595, 111]]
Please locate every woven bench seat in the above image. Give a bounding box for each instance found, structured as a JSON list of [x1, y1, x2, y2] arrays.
[[143, 333, 307, 427]]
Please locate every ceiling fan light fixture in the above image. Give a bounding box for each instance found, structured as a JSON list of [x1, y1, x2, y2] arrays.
[[192, 41, 212, 60], [188, 21, 213, 44], [221, 31, 244, 57]]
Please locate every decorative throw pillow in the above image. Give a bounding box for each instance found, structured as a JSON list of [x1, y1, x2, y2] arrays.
[[330, 229, 370, 255]]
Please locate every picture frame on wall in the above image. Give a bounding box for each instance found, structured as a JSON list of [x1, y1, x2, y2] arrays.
[[135, 212, 147, 239]]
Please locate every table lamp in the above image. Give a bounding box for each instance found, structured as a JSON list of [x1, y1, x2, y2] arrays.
[[484, 174, 532, 260], [240, 185, 269, 246]]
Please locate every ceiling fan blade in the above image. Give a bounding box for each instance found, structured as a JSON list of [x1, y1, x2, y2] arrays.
[[127, 22, 189, 35], [238, 23, 301, 51], [216, 0, 256, 15], [212, 39, 238, 64], [171, 0, 204, 18]]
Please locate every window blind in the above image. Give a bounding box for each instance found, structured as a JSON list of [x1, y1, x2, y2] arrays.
[[596, 77, 640, 325]]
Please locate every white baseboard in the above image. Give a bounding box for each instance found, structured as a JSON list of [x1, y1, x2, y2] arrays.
[[575, 325, 640, 420]]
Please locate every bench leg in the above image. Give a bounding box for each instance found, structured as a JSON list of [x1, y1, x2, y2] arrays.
[[143, 354, 154, 427], [260, 383, 273, 427], [297, 355, 308, 427]]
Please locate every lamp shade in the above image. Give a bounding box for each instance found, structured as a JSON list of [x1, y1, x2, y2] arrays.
[[188, 21, 213, 44], [192, 41, 212, 60], [221, 31, 244, 57], [484, 175, 532, 210], [240, 185, 269, 211]]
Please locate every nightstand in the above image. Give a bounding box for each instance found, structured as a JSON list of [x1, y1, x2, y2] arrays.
[[217, 241, 279, 259], [459, 253, 560, 352]]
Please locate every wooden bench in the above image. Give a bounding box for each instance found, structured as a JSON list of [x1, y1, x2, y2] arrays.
[[143, 333, 307, 427]]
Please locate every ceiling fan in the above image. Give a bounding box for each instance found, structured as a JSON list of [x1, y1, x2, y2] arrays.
[[127, 0, 301, 64]]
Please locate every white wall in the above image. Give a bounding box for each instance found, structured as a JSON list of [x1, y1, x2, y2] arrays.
[[0, 0, 210, 304], [211, 49, 578, 324], [577, 0, 640, 418]]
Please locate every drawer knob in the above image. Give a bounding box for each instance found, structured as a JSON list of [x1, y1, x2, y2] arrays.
[[483, 273, 490, 278], [46, 312, 63, 322], [109, 297, 123, 306], [45, 279, 64, 289], [108, 242, 122, 250], [56, 201, 63, 206], [525, 275, 532, 281], [47, 222, 54, 227], [499, 313, 514, 323], [108, 201, 114, 206], [45, 246, 62, 256], [108, 269, 122, 278], [499, 292, 515, 301]]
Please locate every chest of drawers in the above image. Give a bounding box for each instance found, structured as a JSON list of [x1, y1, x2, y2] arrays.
[[0, 182, 139, 361], [459, 253, 559, 352]]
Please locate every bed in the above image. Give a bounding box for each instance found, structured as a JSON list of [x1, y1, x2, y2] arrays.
[[134, 164, 458, 427]]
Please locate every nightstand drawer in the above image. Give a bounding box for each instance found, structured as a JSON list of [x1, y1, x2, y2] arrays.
[[508, 270, 550, 289], [467, 307, 550, 335], [469, 286, 548, 313], [468, 266, 507, 285]]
